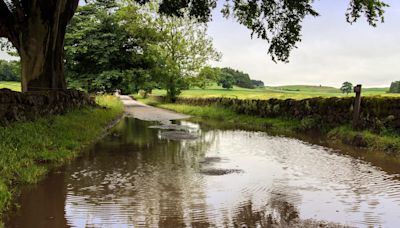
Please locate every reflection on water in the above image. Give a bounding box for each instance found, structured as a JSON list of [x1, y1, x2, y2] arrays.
[[6, 118, 400, 227]]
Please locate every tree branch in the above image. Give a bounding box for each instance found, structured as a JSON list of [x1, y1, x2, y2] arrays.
[[0, 0, 19, 48], [10, 0, 25, 23], [0, 1, 11, 37], [0, 21, 7, 38], [65, 0, 79, 23]]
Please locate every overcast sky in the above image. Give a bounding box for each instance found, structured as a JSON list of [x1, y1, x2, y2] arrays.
[[1, 0, 399, 87], [207, 0, 400, 87]]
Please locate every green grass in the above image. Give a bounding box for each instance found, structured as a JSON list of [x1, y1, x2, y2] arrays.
[[149, 84, 399, 100], [0, 81, 21, 92], [328, 126, 400, 154], [271, 85, 341, 93], [138, 97, 303, 135], [0, 95, 123, 224]]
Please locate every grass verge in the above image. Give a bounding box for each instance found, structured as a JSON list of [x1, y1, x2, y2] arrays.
[[328, 126, 400, 154], [138, 96, 400, 154], [0, 95, 123, 224]]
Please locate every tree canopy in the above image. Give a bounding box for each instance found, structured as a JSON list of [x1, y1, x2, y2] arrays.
[[152, 12, 221, 100], [218, 67, 262, 89], [65, 1, 220, 100], [218, 72, 234, 90], [0, 60, 20, 81], [340, 81, 353, 94], [192, 66, 222, 89], [389, 81, 400, 93], [65, 1, 160, 94], [135, 0, 389, 62], [251, 80, 264, 87]]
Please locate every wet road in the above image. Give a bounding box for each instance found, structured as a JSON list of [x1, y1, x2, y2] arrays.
[[5, 117, 400, 227], [118, 95, 189, 122]]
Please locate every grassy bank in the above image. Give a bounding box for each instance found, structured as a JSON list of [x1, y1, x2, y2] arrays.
[[328, 127, 400, 154], [0, 95, 123, 224], [138, 96, 400, 154], [139, 97, 311, 135]]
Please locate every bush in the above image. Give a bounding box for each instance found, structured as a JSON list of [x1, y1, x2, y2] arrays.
[[0, 60, 20, 82], [389, 81, 400, 93]]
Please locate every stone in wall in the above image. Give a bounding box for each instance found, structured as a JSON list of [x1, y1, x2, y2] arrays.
[[0, 89, 96, 125]]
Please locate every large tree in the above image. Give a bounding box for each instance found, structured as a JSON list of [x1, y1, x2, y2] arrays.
[[0, 0, 388, 92]]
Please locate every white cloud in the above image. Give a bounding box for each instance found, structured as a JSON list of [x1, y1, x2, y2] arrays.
[[0, 50, 13, 60]]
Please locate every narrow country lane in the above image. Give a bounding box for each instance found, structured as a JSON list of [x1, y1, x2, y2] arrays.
[[117, 95, 189, 122]]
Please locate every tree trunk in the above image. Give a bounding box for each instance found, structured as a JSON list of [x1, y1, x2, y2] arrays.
[[0, 0, 79, 92], [20, 34, 66, 92], [19, 10, 68, 92]]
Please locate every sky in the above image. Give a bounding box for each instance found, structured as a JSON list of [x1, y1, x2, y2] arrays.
[[1, 0, 399, 88], [207, 0, 400, 87]]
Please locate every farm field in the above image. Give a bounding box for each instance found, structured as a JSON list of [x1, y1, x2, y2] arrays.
[[150, 84, 399, 100], [0, 81, 21, 92], [2, 81, 398, 99]]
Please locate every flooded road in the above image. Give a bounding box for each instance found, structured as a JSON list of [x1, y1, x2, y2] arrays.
[[6, 117, 400, 227]]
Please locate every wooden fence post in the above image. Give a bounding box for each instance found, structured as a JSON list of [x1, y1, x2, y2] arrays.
[[353, 84, 362, 130]]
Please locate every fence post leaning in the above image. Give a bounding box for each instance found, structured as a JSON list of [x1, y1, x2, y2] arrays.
[[352, 84, 362, 130]]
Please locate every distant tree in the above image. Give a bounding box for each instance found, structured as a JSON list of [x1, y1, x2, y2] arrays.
[[152, 13, 221, 101], [340, 82, 353, 94], [0, 60, 20, 81], [251, 80, 264, 88], [192, 66, 221, 89], [218, 67, 263, 89], [389, 81, 400, 93], [218, 73, 235, 90], [220, 68, 253, 88]]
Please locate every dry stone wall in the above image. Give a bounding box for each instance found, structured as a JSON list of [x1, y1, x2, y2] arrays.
[[0, 89, 96, 125], [153, 96, 400, 132]]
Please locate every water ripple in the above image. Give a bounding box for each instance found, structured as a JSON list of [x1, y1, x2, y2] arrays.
[[6, 118, 400, 228]]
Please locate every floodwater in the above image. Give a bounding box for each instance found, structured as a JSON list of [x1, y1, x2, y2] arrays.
[[5, 117, 400, 227]]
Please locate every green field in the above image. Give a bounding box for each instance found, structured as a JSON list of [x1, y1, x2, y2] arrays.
[[0, 81, 21, 92], [149, 84, 399, 100], [2, 81, 398, 99]]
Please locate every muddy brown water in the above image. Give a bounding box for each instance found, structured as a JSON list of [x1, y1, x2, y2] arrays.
[[5, 117, 400, 227]]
